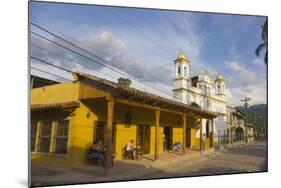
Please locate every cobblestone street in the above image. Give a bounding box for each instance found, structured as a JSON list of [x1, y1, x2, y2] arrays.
[[31, 141, 267, 186], [139, 141, 267, 179]]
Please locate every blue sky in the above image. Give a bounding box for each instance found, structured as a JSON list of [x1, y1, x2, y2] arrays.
[[30, 1, 267, 106]]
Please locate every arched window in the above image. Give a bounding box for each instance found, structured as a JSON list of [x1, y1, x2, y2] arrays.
[[218, 85, 221, 93], [177, 65, 181, 77], [184, 66, 187, 77]]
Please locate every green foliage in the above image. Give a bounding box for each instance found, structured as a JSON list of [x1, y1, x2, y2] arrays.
[[191, 102, 201, 108], [118, 77, 132, 87], [255, 19, 268, 65]]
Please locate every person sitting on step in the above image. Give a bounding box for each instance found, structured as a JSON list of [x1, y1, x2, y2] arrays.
[[126, 139, 137, 160]]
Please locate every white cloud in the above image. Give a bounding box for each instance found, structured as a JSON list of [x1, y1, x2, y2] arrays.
[[252, 58, 264, 66], [224, 60, 266, 106], [227, 84, 267, 107], [31, 29, 173, 87], [225, 61, 257, 84], [79, 31, 127, 59]]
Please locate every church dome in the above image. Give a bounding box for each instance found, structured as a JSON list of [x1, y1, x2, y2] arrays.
[[216, 72, 224, 81], [177, 51, 187, 59]]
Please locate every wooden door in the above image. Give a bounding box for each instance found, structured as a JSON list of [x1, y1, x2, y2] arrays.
[[137, 125, 150, 154], [186, 128, 191, 148], [164, 127, 173, 150]]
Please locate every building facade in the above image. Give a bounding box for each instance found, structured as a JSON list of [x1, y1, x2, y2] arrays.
[[226, 106, 247, 143], [31, 72, 217, 169], [173, 52, 227, 146]]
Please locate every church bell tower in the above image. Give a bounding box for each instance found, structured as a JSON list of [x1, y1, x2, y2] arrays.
[[172, 51, 190, 104]]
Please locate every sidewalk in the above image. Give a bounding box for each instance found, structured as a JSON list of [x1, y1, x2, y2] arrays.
[[31, 148, 215, 186], [74, 148, 215, 180]]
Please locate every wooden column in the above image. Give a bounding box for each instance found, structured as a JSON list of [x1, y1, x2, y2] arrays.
[[229, 127, 231, 144], [154, 110, 160, 160], [182, 114, 187, 154], [199, 118, 203, 152], [104, 99, 115, 169], [34, 121, 42, 152], [211, 119, 215, 148], [49, 121, 57, 153], [31, 77, 34, 89]]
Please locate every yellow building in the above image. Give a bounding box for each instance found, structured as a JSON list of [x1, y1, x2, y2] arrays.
[[31, 72, 217, 169]]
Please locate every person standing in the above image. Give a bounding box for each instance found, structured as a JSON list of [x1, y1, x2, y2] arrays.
[[202, 133, 206, 150], [163, 134, 167, 151]]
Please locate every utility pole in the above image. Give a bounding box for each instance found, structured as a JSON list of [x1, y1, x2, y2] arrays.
[[241, 97, 251, 144], [254, 111, 257, 139], [241, 97, 251, 109]]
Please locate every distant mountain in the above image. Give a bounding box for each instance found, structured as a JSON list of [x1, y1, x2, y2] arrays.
[[235, 104, 267, 129]]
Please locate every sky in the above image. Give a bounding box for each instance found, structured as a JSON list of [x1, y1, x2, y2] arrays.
[[30, 1, 267, 107]]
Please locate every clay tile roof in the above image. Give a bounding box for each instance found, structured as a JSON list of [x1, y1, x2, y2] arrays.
[[75, 72, 217, 118], [31, 101, 80, 111]]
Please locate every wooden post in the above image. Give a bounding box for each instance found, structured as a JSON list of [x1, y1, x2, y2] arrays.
[[34, 121, 41, 152], [182, 114, 187, 154], [228, 128, 230, 144], [211, 119, 215, 148], [154, 110, 160, 160], [200, 119, 203, 152], [31, 77, 34, 89], [49, 121, 57, 153], [104, 99, 114, 169]]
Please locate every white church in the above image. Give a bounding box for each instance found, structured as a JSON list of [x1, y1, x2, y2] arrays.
[[172, 51, 227, 145]]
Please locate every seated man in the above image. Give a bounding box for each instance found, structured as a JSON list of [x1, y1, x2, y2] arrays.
[[173, 141, 182, 152], [126, 139, 136, 160], [88, 140, 105, 165]]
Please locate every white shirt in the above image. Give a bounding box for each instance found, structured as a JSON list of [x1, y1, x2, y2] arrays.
[[126, 142, 133, 151]]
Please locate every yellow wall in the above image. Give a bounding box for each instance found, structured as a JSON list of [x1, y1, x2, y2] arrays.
[[194, 137, 211, 150], [195, 138, 200, 150], [31, 82, 80, 104], [31, 81, 207, 167], [205, 137, 211, 149], [190, 128, 196, 149], [70, 102, 97, 166], [115, 124, 137, 160], [172, 127, 183, 145]]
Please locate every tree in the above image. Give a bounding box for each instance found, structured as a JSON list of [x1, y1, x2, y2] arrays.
[[118, 77, 132, 87], [255, 18, 268, 65], [191, 102, 201, 109]]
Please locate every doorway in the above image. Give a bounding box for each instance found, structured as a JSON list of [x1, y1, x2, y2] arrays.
[[93, 121, 117, 153], [164, 127, 173, 151], [136, 125, 150, 154], [186, 128, 191, 148]]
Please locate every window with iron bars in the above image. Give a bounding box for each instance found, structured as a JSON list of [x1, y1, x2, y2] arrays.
[[38, 121, 52, 153], [94, 121, 105, 144], [54, 120, 69, 154], [31, 121, 38, 152]]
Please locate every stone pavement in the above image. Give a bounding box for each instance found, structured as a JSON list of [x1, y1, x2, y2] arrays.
[[139, 141, 267, 179], [31, 141, 267, 187]]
